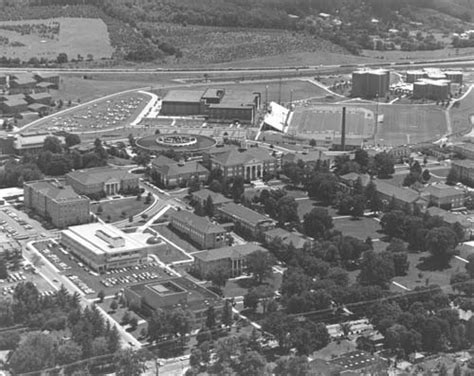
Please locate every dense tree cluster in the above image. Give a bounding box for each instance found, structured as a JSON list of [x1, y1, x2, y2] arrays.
[[0, 282, 121, 374]]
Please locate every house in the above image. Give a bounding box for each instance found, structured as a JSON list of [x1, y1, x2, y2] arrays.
[[66, 167, 139, 197], [34, 72, 60, 89], [151, 155, 209, 188], [28, 103, 50, 116], [423, 183, 465, 209], [0, 97, 28, 115], [375, 180, 428, 211], [217, 202, 276, 237], [169, 209, 227, 249], [191, 189, 232, 209], [208, 147, 277, 181], [193, 243, 267, 278], [264, 228, 311, 250]]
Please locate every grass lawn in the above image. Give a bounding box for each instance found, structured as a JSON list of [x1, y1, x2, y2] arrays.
[[0, 18, 113, 61], [92, 197, 154, 223], [333, 217, 383, 241], [311, 339, 357, 362], [152, 225, 201, 254], [151, 242, 192, 264], [390, 251, 466, 293], [223, 272, 282, 298]]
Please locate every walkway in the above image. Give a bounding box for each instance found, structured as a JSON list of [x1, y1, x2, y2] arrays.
[[131, 91, 159, 126]]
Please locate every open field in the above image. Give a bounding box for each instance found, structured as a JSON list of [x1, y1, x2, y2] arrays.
[[390, 251, 466, 293], [91, 197, 154, 223], [333, 217, 383, 241], [0, 18, 113, 60], [450, 86, 474, 137]]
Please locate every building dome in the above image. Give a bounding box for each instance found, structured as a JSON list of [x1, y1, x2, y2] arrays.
[[146, 236, 161, 245]]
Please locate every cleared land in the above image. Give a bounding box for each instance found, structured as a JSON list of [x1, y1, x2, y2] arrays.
[[0, 18, 113, 60], [450, 86, 474, 136]]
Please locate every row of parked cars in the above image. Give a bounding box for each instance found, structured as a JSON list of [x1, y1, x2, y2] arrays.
[[67, 274, 95, 295], [40, 246, 71, 271], [101, 271, 161, 287]]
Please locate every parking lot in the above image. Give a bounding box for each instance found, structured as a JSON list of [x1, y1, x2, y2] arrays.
[[32, 239, 173, 297], [0, 265, 56, 299], [0, 207, 40, 241]]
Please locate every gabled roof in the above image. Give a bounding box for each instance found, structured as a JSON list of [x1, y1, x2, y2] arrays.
[[152, 156, 209, 177], [264, 227, 310, 249], [340, 173, 371, 186], [424, 183, 464, 198], [375, 180, 424, 204], [218, 202, 274, 227], [212, 147, 275, 167], [192, 189, 232, 205], [193, 243, 266, 262], [27, 92, 52, 100], [67, 167, 135, 185], [170, 209, 225, 234]]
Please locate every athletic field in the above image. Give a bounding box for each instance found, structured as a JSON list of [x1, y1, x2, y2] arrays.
[[288, 105, 375, 142]]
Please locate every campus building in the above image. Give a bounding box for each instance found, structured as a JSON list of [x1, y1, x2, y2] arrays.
[[12, 132, 63, 156], [160, 88, 261, 124], [24, 180, 90, 228], [375, 181, 428, 211], [151, 155, 209, 189], [66, 167, 139, 197], [124, 277, 223, 328], [169, 209, 227, 249], [0, 96, 28, 115], [423, 184, 465, 209], [351, 69, 390, 98], [60, 223, 157, 272], [452, 160, 474, 185], [413, 79, 451, 100], [207, 147, 277, 181], [193, 244, 267, 278], [217, 202, 276, 237], [263, 228, 312, 251], [451, 143, 474, 160], [9, 74, 37, 95], [426, 207, 473, 240], [191, 189, 233, 210]]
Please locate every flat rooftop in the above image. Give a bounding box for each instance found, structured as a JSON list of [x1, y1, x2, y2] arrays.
[[162, 90, 204, 103], [129, 277, 222, 311], [61, 223, 147, 256]]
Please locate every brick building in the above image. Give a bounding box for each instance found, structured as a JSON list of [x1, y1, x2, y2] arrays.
[[66, 167, 139, 197], [151, 155, 209, 188], [24, 180, 90, 228], [217, 202, 276, 237], [169, 209, 227, 249], [352, 69, 390, 98]]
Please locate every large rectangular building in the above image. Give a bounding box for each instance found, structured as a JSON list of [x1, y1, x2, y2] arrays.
[[217, 202, 276, 237], [151, 155, 209, 189], [352, 69, 390, 98], [61, 223, 156, 272], [452, 160, 474, 185], [208, 147, 277, 181], [124, 277, 223, 328], [24, 180, 90, 228], [169, 209, 227, 249], [193, 243, 268, 278], [66, 167, 139, 197], [413, 79, 450, 101]]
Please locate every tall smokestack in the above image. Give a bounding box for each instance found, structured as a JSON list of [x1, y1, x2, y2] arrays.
[[341, 107, 346, 151]]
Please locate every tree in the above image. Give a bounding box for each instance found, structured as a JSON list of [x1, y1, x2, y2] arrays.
[[350, 194, 366, 219], [261, 312, 295, 350], [422, 169, 431, 182], [65, 133, 81, 148], [245, 250, 274, 284], [466, 254, 474, 278], [231, 176, 245, 202], [122, 311, 131, 325], [56, 341, 83, 365], [357, 251, 395, 289], [374, 152, 395, 178], [244, 285, 274, 313], [9, 332, 57, 374], [57, 52, 68, 64], [114, 349, 147, 376], [222, 299, 233, 328], [207, 267, 230, 289], [237, 350, 267, 376], [0, 259, 8, 280], [365, 180, 381, 212], [354, 149, 369, 170], [276, 195, 299, 225], [453, 363, 462, 376], [43, 136, 63, 153], [290, 322, 329, 355], [425, 226, 458, 268], [204, 195, 215, 217], [97, 290, 105, 303], [129, 317, 138, 331], [274, 356, 310, 376], [205, 306, 216, 329], [303, 207, 333, 238], [309, 139, 316, 147]]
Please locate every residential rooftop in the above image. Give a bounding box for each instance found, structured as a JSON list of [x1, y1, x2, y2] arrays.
[[170, 209, 226, 234]]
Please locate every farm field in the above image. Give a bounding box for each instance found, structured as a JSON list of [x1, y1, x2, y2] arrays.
[[0, 18, 113, 61], [91, 197, 154, 224]]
